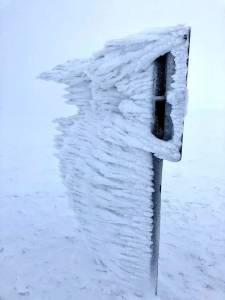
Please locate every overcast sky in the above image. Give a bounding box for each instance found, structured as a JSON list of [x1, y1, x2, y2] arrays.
[[1, 0, 225, 113]]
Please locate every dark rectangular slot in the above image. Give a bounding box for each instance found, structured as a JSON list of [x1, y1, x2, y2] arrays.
[[152, 53, 174, 141]]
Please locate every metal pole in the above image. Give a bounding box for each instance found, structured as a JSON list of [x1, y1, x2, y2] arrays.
[[150, 30, 191, 295], [150, 53, 168, 295]]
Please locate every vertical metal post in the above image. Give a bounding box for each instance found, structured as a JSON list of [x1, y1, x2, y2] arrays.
[[150, 30, 191, 295], [150, 54, 168, 295]]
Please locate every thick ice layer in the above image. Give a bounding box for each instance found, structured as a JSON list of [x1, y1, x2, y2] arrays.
[[40, 25, 189, 299]]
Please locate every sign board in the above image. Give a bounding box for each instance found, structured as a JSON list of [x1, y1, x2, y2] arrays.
[[40, 25, 190, 299]]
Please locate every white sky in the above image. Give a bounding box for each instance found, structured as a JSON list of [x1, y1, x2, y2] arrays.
[[1, 0, 225, 113]]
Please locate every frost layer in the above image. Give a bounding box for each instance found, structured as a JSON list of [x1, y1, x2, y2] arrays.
[[40, 25, 190, 299]]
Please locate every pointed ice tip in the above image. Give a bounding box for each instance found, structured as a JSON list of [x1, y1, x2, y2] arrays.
[[37, 72, 51, 81]]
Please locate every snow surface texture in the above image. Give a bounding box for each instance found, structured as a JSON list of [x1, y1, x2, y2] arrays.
[[40, 26, 189, 299]]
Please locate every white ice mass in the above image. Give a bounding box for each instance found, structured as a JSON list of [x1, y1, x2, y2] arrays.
[[40, 25, 190, 299]]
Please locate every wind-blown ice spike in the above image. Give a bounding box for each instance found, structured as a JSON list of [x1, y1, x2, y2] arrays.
[[40, 25, 190, 299]]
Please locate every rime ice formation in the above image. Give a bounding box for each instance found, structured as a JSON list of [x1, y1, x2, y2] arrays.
[[40, 26, 190, 299]]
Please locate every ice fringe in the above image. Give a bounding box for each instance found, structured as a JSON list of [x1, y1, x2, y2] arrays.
[[40, 25, 189, 299]]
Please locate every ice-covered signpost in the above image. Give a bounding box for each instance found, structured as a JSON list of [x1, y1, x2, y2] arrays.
[[40, 25, 190, 299]]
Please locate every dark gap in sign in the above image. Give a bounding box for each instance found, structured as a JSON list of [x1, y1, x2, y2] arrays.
[[152, 52, 175, 141]]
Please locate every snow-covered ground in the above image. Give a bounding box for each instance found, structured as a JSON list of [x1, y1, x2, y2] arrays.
[[159, 110, 225, 300], [0, 109, 224, 299]]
